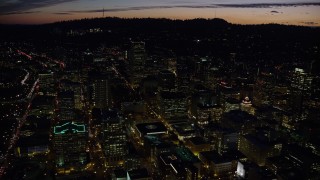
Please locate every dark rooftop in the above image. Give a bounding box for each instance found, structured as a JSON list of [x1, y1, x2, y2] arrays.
[[127, 168, 150, 180], [199, 150, 232, 164], [136, 122, 167, 136], [113, 169, 127, 178], [160, 91, 186, 99], [188, 136, 207, 146]]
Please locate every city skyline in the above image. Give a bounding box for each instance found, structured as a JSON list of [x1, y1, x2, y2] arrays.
[[0, 12, 320, 180], [0, 0, 320, 26]]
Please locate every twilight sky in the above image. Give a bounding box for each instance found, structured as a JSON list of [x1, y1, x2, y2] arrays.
[[0, 0, 320, 26]]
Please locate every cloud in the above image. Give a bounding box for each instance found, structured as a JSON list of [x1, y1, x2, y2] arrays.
[[1, 1, 320, 15], [215, 2, 320, 8], [301, 21, 318, 25], [53, 12, 73, 15], [65, 2, 320, 14], [1, 11, 40, 15], [0, 0, 78, 15], [68, 5, 218, 14]]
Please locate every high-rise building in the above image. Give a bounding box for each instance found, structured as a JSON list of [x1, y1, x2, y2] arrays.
[[38, 71, 55, 95], [194, 104, 223, 127], [53, 121, 87, 172], [58, 90, 75, 109], [253, 72, 274, 107], [194, 58, 210, 82], [282, 144, 320, 177], [204, 124, 238, 155], [128, 41, 146, 88], [92, 78, 111, 109], [60, 79, 83, 110], [199, 150, 237, 178], [224, 98, 240, 113], [221, 110, 258, 135], [158, 70, 176, 91], [291, 68, 313, 92], [57, 90, 76, 121], [176, 57, 191, 92], [95, 109, 127, 167], [238, 134, 282, 166], [159, 91, 188, 121], [167, 57, 177, 74], [290, 68, 313, 122]]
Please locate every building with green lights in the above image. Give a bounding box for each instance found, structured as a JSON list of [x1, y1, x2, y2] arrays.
[[53, 121, 87, 171]]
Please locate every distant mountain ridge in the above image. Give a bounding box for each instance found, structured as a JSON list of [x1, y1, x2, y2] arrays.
[[0, 17, 319, 66]]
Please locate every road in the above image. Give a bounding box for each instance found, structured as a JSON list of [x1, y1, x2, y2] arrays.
[[0, 82, 39, 177]]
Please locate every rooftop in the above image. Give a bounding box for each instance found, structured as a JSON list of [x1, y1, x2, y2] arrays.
[[188, 136, 208, 146], [136, 122, 167, 136], [127, 168, 150, 180], [54, 121, 86, 134], [199, 150, 233, 164], [175, 147, 200, 163], [160, 91, 186, 99]]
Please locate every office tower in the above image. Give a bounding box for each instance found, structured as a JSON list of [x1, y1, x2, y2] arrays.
[[159, 91, 188, 121], [290, 68, 313, 109], [92, 77, 111, 109], [96, 109, 127, 167], [253, 71, 274, 107], [194, 58, 210, 82], [53, 121, 87, 172], [128, 41, 146, 88], [190, 86, 222, 126], [185, 137, 211, 156], [206, 67, 220, 89], [194, 104, 223, 127], [282, 144, 320, 177], [199, 150, 238, 179], [224, 98, 240, 113], [38, 71, 55, 95], [191, 85, 219, 108], [176, 57, 191, 92], [238, 133, 282, 166], [204, 124, 238, 155], [58, 90, 75, 109], [167, 57, 177, 74], [158, 70, 176, 91], [291, 68, 313, 92], [60, 79, 83, 110], [30, 95, 55, 116], [221, 110, 258, 135], [288, 67, 313, 125], [57, 90, 76, 121]]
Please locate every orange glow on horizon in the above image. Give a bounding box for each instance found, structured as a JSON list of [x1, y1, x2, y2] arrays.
[[0, 6, 319, 26]]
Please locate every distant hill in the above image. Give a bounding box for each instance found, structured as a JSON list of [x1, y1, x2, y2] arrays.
[[0, 17, 319, 65]]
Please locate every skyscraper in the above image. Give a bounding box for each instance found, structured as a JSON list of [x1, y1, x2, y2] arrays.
[[128, 41, 146, 88], [158, 70, 176, 91], [38, 71, 55, 95], [95, 109, 127, 167], [290, 68, 313, 122], [53, 121, 87, 172], [92, 78, 110, 109], [57, 90, 76, 121], [159, 91, 188, 121]]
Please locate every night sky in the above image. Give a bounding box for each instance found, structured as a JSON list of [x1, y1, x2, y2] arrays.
[[0, 0, 320, 25]]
